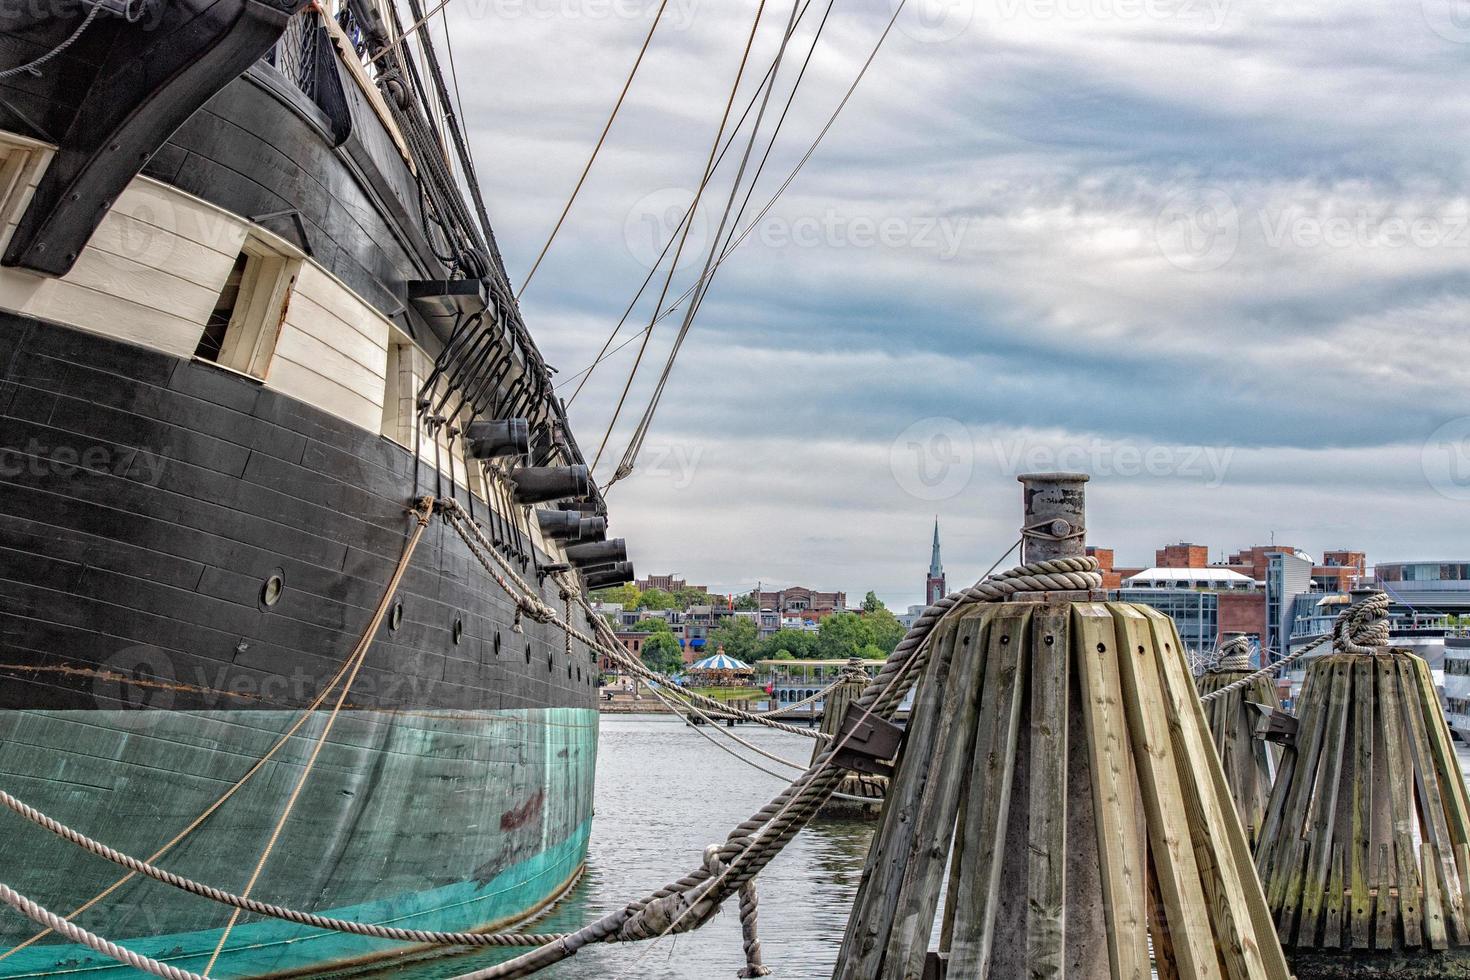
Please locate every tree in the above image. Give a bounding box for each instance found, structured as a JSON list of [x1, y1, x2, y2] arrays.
[[640, 632, 683, 675], [637, 588, 676, 611], [859, 643, 886, 660], [862, 591, 885, 613], [627, 618, 672, 634], [816, 612, 876, 660], [707, 617, 761, 662], [773, 650, 795, 661], [592, 583, 641, 608], [674, 587, 714, 609], [761, 628, 817, 660], [864, 607, 906, 654], [733, 592, 759, 611]]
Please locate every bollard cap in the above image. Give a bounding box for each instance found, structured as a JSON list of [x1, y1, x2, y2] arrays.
[[1017, 472, 1090, 485]]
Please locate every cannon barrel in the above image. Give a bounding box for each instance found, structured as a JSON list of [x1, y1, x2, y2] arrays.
[[465, 419, 529, 459], [564, 538, 627, 568], [507, 465, 589, 504], [584, 562, 635, 589]]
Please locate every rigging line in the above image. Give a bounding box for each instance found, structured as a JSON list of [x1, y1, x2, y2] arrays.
[[610, 0, 808, 485], [517, 0, 672, 299], [590, 0, 773, 474], [582, 0, 907, 473], [564, 0, 820, 410]]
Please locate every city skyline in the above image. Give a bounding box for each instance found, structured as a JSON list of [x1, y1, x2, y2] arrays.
[[445, 2, 1470, 611]]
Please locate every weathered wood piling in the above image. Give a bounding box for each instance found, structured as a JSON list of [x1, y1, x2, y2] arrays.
[[1255, 593, 1470, 978], [813, 661, 887, 819], [833, 474, 1289, 980], [1197, 633, 1280, 849]]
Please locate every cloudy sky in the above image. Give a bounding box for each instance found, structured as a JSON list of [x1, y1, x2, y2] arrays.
[[435, 0, 1470, 608]]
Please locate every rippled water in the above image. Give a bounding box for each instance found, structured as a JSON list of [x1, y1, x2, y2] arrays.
[[367, 715, 871, 979], [361, 722, 1470, 979]]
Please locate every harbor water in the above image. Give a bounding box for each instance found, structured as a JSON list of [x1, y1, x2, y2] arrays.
[[361, 717, 1470, 980], [363, 715, 869, 979]]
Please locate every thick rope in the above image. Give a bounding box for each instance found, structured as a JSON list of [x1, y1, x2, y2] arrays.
[[448, 552, 1100, 979], [1213, 634, 1253, 672], [1332, 591, 1391, 655], [1199, 591, 1392, 704], [441, 499, 828, 739], [202, 498, 437, 974], [755, 658, 868, 718], [0, 883, 209, 980]]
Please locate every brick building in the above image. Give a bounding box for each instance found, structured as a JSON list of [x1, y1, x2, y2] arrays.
[[636, 574, 706, 594]]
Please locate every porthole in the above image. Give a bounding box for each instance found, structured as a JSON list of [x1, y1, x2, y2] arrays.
[[452, 619, 464, 645], [494, 632, 502, 657], [389, 601, 404, 631], [567, 662, 572, 679], [525, 642, 531, 665], [547, 654, 553, 673], [260, 571, 284, 609]]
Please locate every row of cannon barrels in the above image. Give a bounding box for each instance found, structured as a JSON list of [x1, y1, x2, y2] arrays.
[[831, 475, 1470, 979]]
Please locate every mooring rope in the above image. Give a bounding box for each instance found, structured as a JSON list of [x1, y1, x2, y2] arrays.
[[0, 884, 209, 980], [1213, 633, 1253, 672], [0, 508, 1099, 979], [440, 499, 829, 739], [450, 550, 1099, 979], [1198, 591, 1392, 704]]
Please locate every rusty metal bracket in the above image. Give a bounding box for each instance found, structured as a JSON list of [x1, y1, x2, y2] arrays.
[[830, 702, 903, 777], [1249, 701, 1298, 746]]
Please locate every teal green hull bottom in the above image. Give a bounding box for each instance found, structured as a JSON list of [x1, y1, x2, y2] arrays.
[[0, 817, 589, 979], [0, 707, 598, 979]]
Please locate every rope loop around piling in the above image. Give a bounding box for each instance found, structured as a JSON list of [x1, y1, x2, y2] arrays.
[[1331, 590, 1391, 654]]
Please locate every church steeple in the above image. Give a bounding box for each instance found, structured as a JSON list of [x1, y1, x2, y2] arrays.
[[926, 518, 946, 605]]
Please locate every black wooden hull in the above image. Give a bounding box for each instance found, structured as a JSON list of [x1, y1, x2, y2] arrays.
[[0, 312, 599, 975]]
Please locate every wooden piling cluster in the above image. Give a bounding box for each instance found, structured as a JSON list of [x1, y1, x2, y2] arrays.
[[813, 665, 887, 819], [833, 474, 1290, 980], [1197, 636, 1280, 850], [1255, 650, 1470, 978]]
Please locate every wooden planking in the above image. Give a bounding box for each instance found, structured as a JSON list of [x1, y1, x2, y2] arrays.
[[1109, 604, 1219, 979], [834, 610, 970, 980], [0, 265, 208, 358], [1350, 658, 1375, 949], [881, 608, 990, 980], [1397, 655, 1468, 944], [1139, 605, 1285, 980], [1026, 603, 1070, 978], [1378, 657, 1422, 946], [947, 604, 1029, 977], [1072, 603, 1149, 980], [1298, 659, 1351, 945], [110, 177, 251, 256]]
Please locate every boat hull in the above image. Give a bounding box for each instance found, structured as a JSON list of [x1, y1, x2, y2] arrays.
[[0, 312, 599, 975]]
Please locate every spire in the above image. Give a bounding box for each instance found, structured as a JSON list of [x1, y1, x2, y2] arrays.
[[929, 517, 943, 577]]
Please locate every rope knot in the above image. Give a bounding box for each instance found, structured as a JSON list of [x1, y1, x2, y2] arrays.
[[1214, 634, 1253, 672], [1332, 591, 1392, 655]]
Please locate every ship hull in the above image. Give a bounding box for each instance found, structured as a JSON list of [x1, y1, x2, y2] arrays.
[[0, 312, 600, 975]]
